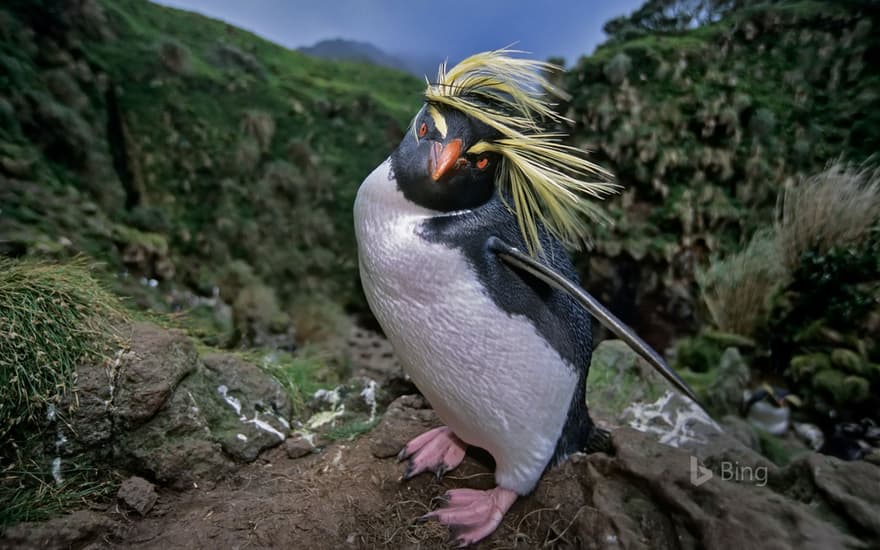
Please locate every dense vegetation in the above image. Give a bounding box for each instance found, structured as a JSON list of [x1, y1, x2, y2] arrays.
[[563, 0, 879, 343]]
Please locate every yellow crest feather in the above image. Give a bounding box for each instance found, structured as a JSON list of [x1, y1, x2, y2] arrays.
[[425, 48, 618, 256]]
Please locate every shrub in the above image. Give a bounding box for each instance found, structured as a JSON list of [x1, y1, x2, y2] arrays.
[[240, 109, 275, 153], [31, 94, 95, 170], [232, 137, 261, 173], [697, 229, 784, 336], [694, 161, 880, 421], [256, 160, 301, 201], [156, 39, 192, 75], [604, 52, 632, 85], [44, 69, 88, 110], [748, 107, 776, 138], [214, 43, 266, 78]]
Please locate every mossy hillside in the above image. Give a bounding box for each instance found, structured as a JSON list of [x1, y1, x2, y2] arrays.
[[565, 1, 880, 340], [0, 0, 422, 313]]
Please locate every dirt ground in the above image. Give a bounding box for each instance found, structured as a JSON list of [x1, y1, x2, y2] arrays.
[[5, 396, 600, 550]]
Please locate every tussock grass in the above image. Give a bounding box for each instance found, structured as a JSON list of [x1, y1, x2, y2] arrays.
[[698, 161, 880, 337], [776, 161, 880, 273], [0, 257, 125, 438], [698, 229, 785, 335]]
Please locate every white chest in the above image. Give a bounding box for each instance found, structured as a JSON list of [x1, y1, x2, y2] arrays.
[[353, 160, 577, 493]]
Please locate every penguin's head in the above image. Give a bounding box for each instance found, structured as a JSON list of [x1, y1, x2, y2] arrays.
[[391, 104, 503, 212], [387, 49, 617, 255]]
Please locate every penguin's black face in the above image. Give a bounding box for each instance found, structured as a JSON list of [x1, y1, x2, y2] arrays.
[[390, 104, 502, 212]]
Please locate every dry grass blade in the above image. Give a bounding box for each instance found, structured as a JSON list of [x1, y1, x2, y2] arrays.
[[776, 161, 880, 273], [699, 161, 880, 337]]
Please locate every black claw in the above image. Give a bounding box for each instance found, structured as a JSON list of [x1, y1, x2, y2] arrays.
[[402, 463, 414, 481], [415, 513, 432, 525], [447, 531, 470, 548], [397, 446, 409, 462], [434, 464, 448, 480]]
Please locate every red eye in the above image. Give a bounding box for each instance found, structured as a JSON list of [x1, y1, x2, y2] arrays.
[[418, 122, 427, 137], [476, 157, 489, 170]]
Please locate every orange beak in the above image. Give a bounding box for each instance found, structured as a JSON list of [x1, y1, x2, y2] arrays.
[[430, 138, 462, 182]]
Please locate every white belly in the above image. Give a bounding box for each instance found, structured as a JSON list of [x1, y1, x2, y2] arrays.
[[353, 160, 577, 494]]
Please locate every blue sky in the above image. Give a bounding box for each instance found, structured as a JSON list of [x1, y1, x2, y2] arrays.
[[150, 1, 644, 69]]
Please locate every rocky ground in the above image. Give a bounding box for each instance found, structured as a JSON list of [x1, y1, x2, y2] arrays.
[[2, 322, 879, 549]]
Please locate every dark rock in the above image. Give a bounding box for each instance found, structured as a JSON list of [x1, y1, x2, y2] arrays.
[[62, 354, 114, 451], [117, 476, 158, 516], [369, 394, 437, 459], [113, 322, 198, 428], [0, 510, 119, 550], [587, 339, 669, 422], [529, 428, 861, 549], [781, 453, 880, 541], [118, 364, 235, 488], [720, 414, 762, 451], [707, 346, 750, 416], [119, 351, 291, 484], [588, 340, 723, 447], [285, 434, 314, 459], [202, 353, 291, 462], [126, 437, 231, 490], [60, 322, 292, 488], [588, 340, 774, 473]]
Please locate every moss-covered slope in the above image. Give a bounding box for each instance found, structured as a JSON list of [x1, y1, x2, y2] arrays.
[[0, 0, 421, 309]]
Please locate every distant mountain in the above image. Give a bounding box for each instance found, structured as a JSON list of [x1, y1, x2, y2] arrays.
[[298, 39, 411, 73], [298, 38, 441, 78]]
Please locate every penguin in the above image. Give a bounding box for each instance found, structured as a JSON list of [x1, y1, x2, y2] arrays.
[[353, 49, 697, 546], [742, 383, 801, 436]]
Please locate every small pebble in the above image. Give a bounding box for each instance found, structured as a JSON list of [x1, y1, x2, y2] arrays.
[[285, 434, 314, 459]]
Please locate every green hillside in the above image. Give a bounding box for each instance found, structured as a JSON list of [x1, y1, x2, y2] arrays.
[[1, 0, 421, 315]]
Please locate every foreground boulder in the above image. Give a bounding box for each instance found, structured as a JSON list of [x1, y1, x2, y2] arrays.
[[532, 428, 867, 549], [57, 322, 291, 488]]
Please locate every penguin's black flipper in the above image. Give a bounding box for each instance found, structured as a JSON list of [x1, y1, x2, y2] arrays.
[[487, 236, 700, 404]]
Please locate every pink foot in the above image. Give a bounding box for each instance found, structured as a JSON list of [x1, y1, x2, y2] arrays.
[[398, 426, 467, 480], [421, 487, 517, 547]]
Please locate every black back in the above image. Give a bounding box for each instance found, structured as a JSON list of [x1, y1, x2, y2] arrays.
[[418, 192, 597, 465]]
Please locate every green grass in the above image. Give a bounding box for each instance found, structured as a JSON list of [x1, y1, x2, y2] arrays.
[[0, 439, 120, 528], [324, 417, 380, 441], [0, 257, 127, 529], [234, 346, 341, 417], [0, 257, 127, 439]]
